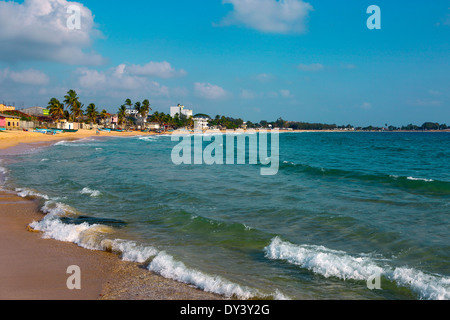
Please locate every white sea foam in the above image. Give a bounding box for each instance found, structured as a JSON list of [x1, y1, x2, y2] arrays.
[[264, 237, 450, 300], [264, 237, 383, 281], [54, 139, 98, 147], [16, 188, 50, 200], [407, 176, 434, 182], [138, 136, 157, 142], [148, 251, 259, 299], [80, 187, 102, 197], [391, 267, 450, 300], [101, 239, 158, 263]]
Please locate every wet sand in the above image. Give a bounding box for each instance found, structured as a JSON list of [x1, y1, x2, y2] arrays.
[[0, 191, 222, 300]]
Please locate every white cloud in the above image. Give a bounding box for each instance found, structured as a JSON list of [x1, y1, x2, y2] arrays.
[[0, 0, 104, 65], [267, 89, 293, 98], [409, 99, 443, 107], [0, 68, 49, 85], [280, 89, 292, 98], [360, 102, 372, 110], [127, 61, 187, 79], [297, 63, 324, 71], [76, 65, 169, 97], [220, 0, 313, 34], [194, 82, 228, 100]]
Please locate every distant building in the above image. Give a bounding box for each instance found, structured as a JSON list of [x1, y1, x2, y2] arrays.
[[21, 106, 48, 116], [148, 122, 161, 131], [170, 104, 193, 119], [125, 109, 139, 116], [0, 113, 20, 129], [193, 117, 209, 132], [0, 104, 15, 112]]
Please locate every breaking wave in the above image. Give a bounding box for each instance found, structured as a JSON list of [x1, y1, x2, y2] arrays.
[[264, 237, 450, 300], [80, 187, 102, 197], [148, 251, 260, 300]]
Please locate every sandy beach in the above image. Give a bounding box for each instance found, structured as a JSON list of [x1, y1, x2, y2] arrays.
[[0, 129, 223, 300], [0, 129, 160, 150]]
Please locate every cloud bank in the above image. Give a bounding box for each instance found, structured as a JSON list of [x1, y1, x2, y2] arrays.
[[221, 0, 313, 34], [0, 0, 104, 65]]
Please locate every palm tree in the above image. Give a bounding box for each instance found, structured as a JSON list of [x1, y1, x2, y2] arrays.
[[47, 98, 64, 122], [100, 109, 108, 125], [64, 89, 81, 120], [86, 103, 98, 124], [134, 101, 141, 116], [141, 99, 152, 118], [118, 105, 127, 127], [124, 98, 132, 115], [71, 100, 84, 123]]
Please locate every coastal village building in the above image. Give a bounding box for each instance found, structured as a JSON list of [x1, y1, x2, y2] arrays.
[[21, 106, 49, 116], [0, 104, 15, 113], [193, 117, 209, 132], [0, 113, 20, 129], [170, 104, 193, 118]]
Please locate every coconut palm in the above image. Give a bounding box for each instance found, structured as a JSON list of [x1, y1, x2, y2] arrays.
[[118, 105, 127, 126], [100, 109, 108, 125], [70, 100, 84, 122], [141, 99, 152, 118], [134, 101, 141, 115], [86, 103, 98, 124], [47, 98, 64, 121], [64, 90, 79, 112], [124, 98, 133, 114]]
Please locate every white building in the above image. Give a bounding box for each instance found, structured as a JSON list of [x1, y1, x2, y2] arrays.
[[170, 104, 193, 119], [193, 117, 209, 132]]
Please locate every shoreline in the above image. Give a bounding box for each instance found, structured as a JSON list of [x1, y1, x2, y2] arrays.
[[1, 128, 448, 151], [0, 132, 224, 300]]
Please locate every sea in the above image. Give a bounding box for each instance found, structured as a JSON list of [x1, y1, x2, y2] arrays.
[[1, 131, 449, 300]]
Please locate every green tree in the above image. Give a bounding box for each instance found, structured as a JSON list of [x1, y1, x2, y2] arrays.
[[141, 99, 151, 118], [86, 103, 98, 124], [118, 105, 127, 126], [100, 109, 108, 124], [47, 98, 64, 122], [64, 89, 81, 121]]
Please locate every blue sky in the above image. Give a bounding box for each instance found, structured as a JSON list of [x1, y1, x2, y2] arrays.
[[0, 0, 449, 126]]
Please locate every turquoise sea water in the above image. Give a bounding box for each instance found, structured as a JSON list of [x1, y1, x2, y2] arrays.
[[1, 132, 449, 300]]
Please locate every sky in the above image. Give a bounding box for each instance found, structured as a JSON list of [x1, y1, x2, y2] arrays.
[[0, 0, 449, 127]]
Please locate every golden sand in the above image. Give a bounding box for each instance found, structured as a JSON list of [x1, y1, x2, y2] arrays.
[[0, 129, 157, 150]]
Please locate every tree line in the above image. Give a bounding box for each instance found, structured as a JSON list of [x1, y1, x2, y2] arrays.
[[45, 91, 448, 131]]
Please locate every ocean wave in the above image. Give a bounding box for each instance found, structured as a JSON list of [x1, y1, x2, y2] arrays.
[[137, 136, 158, 142], [101, 239, 158, 263], [406, 176, 434, 182], [27, 198, 278, 300], [16, 188, 50, 200], [264, 237, 383, 281], [148, 251, 260, 299], [280, 161, 449, 194], [80, 187, 102, 197], [54, 139, 99, 147], [264, 237, 450, 300]]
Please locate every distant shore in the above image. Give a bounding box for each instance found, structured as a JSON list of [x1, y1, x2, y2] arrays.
[[1, 128, 448, 150]]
